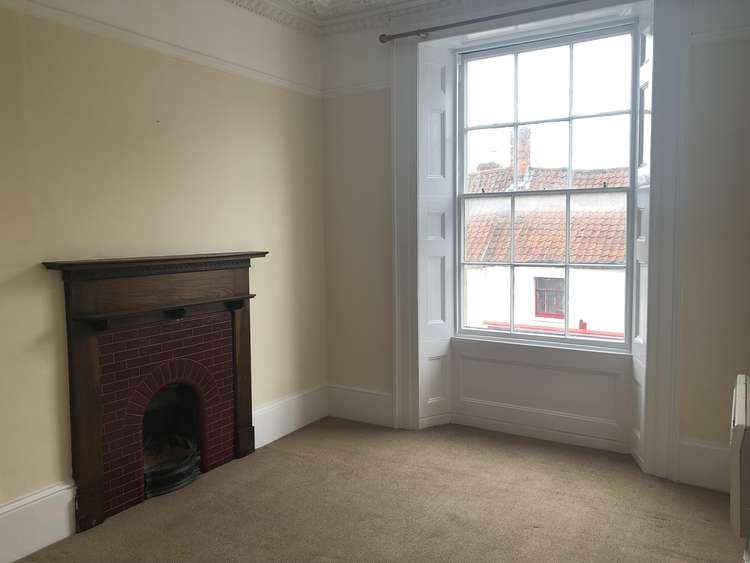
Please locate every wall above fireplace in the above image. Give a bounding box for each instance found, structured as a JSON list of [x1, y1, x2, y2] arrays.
[[44, 252, 267, 531]]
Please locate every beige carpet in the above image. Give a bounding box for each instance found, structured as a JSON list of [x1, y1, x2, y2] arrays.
[[23, 418, 743, 562]]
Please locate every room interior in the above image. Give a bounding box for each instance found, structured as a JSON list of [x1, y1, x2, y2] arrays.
[[0, 0, 749, 561]]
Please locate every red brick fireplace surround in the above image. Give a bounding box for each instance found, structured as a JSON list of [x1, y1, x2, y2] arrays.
[[44, 252, 267, 531], [99, 313, 235, 516]]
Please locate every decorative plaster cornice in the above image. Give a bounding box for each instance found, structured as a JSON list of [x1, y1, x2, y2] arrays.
[[225, 0, 464, 35], [227, 0, 320, 34], [321, 0, 457, 35]]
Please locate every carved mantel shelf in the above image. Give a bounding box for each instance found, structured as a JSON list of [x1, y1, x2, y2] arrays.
[[43, 251, 269, 282], [44, 251, 267, 531]]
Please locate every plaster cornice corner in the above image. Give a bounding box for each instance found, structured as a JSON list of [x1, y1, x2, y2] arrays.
[[225, 0, 470, 36], [227, 0, 321, 35]]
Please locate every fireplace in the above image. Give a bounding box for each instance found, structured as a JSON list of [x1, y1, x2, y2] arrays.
[[44, 252, 267, 531], [142, 383, 201, 498], [96, 312, 237, 515]]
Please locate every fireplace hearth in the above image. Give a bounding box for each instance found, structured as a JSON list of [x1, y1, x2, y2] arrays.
[[44, 252, 267, 531]]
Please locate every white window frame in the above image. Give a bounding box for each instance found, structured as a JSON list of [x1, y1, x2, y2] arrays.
[[455, 22, 638, 352]]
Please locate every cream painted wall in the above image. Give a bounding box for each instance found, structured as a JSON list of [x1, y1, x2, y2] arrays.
[[2, 0, 323, 94], [321, 28, 391, 96], [0, 7, 326, 503], [323, 90, 393, 393], [677, 36, 750, 443]]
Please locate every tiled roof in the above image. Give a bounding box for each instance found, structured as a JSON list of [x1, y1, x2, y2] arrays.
[[465, 206, 626, 264], [468, 166, 514, 193], [515, 210, 566, 263], [467, 165, 630, 193], [569, 210, 626, 263], [464, 211, 511, 262], [464, 126, 628, 264]]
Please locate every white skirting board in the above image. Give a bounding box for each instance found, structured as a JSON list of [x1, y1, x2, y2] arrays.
[[0, 482, 75, 563], [419, 413, 452, 429], [452, 412, 630, 454], [253, 384, 330, 449], [328, 384, 394, 427], [254, 384, 395, 446], [673, 439, 730, 493]]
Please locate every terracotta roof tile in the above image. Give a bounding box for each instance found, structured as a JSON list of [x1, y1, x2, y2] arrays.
[[570, 210, 626, 263], [514, 211, 565, 262], [464, 208, 511, 262], [467, 166, 514, 193], [465, 208, 626, 264], [467, 165, 630, 193]]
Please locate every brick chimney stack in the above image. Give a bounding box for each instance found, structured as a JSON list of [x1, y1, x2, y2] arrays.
[[516, 126, 531, 178]]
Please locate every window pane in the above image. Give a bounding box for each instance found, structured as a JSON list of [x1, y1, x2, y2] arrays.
[[517, 123, 569, 191], [570, 192, 627, 264], [573, 34, 632, 115], [466, 55, 514, 127], [518, 45, 570, 121], [464, 198, 511, 262], [571, 115, 630, 189], [460, 34, 633, 345], [464, 265, 510, 330], [514, 195, 566, 263], [568, 268, 625, 341], [514, 266, 565, 335], [466, 127, 514, 193]]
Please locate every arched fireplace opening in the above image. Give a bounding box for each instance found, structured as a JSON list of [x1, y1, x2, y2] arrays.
[[142, 383, 202, 498]]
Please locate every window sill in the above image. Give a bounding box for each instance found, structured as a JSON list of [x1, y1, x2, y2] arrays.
[[452, 331, 632, 357]]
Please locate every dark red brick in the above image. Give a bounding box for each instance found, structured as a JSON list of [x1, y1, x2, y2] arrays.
[[115, 329, 140, 342], [102, 361, 127, 375], [148, 351, 173, 364], [98, 312, 235, 519], [139, 343, 162, 357], [151, 329, 192, 345], [113, 349, 140, 363], [177, 335, 203, 349], [99, 341, 127, 355], [180, 342, 212, 357], [116, 389, 135, 401], [99, 353, 115, 366], [126, 355, 157, 369], [138, 325, 163, 338], [124, 337, 148, 350], [102, 380, 129, 395]]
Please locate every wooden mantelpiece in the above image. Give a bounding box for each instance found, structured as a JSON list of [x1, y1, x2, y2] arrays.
[[44, 251, 269, 281], [44, 252, 267, 531]]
